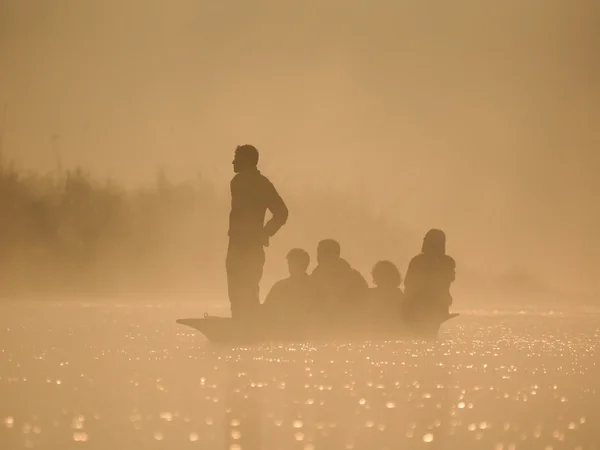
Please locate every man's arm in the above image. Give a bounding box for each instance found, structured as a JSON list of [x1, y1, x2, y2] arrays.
[[263, 179, 289, 238]]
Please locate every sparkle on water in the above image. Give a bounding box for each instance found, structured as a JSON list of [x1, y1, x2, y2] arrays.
[[0, 302, 599, 449]]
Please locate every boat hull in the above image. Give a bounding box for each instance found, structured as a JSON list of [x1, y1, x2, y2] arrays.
[[176, 313, 460, 343]]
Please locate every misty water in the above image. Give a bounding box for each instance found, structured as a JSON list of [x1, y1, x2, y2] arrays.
[[1, 302, 598, 450]]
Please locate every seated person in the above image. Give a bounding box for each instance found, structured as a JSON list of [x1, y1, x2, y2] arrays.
[[403, 229, 455, 323], [310, 239, 368, 319], [367, 260, 405, 324], [262, 248, 314, 322]]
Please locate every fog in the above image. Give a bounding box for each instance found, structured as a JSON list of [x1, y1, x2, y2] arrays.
[[1, 0, 599, 301]]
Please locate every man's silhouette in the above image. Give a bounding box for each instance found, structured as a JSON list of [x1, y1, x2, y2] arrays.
[[226, 145, 288, 320], [310, 239, 368, 319], [262, 248, 314, 321]]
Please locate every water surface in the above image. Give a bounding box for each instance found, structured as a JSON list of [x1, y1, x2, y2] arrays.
[[1, 302, 598, 449]]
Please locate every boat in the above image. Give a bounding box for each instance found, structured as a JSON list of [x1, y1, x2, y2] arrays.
[[176, 313, 460, 343]]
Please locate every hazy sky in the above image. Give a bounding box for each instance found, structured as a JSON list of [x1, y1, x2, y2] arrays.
[[1, 0, 599, 292]]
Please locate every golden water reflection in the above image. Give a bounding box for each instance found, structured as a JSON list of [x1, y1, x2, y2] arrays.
[[0, 303, 598, 449]]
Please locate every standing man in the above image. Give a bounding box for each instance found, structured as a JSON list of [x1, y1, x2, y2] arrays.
[[226, 144, 289, 320]]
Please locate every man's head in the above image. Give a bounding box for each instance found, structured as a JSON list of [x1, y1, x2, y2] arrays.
[[286, 248, 310, 277], [371, 260, 402, 288], [422, 228, 446, 256], [232, 144, 259, 173], [316, 239, 341, 266]]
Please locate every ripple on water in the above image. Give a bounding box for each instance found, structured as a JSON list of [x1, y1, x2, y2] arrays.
[[73, 432, 88, 442]]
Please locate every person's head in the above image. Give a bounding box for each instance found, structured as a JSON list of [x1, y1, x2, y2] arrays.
[[371, 260, 402, 288], [232, 144, 259, 173], [316, 239, 341, 266], [286, 248, 310, 277], [421, 229, 446, 256]]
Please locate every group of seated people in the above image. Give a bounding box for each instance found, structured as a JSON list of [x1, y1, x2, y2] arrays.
[[262, 228, 456, 330]]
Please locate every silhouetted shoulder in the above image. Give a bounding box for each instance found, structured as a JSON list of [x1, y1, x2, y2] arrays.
[[257, 173, 282, 198], [351, 268, 368, 289], [258, 172, 274, 184], [407, 253, 427, 268], [443, 255, 456, 268], [338, 259, 353, 271], [263, 278, 288, 306]]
